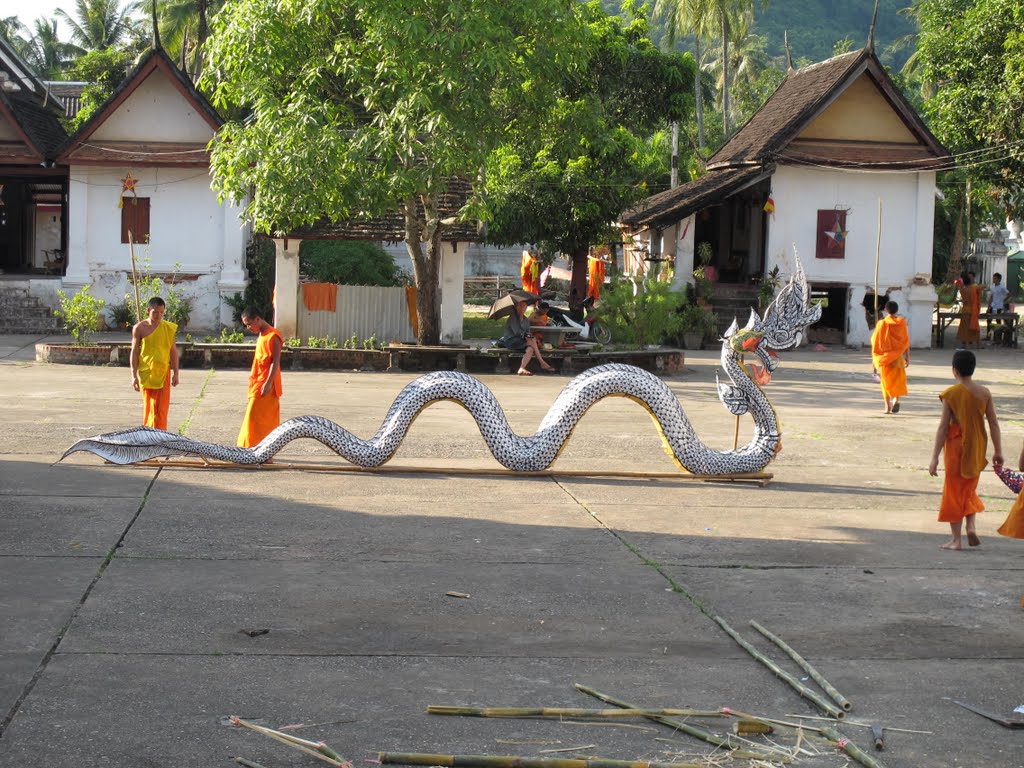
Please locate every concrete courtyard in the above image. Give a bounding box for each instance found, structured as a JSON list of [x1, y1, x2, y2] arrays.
[[1, 333, 1023, 768]]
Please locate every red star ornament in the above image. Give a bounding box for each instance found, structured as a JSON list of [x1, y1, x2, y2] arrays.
[[118, 172, 138, 209], [823, 216, 848, 249]]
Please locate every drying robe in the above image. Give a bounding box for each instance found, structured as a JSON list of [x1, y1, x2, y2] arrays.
[[938, 384, 988, 523], [237, 326, 283, 448], [139, 320, 178, 431], [870, 315, 909, 399]]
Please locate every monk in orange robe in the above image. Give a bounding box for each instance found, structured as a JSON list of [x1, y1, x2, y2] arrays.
[[928, 350, 1003, 550], [236, 307, 283, 448], [130, 297, 179, 431], [956, 272, 982, 347], [870, 300, 910, 414], [998, 445, 1024, 608]]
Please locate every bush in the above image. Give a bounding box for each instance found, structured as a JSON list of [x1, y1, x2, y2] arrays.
[[55, 286, 106, 344], [299, 240, 403, 286], [599, 277, 686, 347], [226, 237, 275, 324], [126, 259, 194, 327]]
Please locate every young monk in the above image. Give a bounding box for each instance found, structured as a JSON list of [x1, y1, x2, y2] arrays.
[[928, 350, 1003, 550], [870, 300, 910, 414], [236, 307, 283, 448], [130, 297, 179, 430], [997, 444, 1024, 607]]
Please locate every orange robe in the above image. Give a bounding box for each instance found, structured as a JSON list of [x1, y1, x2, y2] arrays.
[[139, 320, 177, 431], [870, 315, 909, 399], [521, 252, 541, 295], [957, 284, 981, 344], [237, 326, 283, 448], [998, 490, 1024, 538], [938, 384, 988, 523], [587, 257, 606, 300]]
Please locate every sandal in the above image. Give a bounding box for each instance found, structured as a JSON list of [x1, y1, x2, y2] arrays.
[[516, 369, 533, 376]]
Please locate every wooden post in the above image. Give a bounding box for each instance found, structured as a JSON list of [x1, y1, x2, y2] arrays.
[[128, 230, 142, 322]]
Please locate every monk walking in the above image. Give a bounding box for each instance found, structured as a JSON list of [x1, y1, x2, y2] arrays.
[[870, 300, 910, 414], [130, 297, 179, 431], [237, 307, 283, 448], [956, 271, 982, 348], [928, 350, 1003, 550]]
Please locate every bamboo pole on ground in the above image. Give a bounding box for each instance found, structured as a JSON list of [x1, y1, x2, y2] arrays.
[[379, 753, 706, 768], [706, 615, 845, 720], [819, 726, 890, 768], [230, 717, 348, 767], [572, 684, 785, 762], [235, 759, 270, 768], [749, 620, 852, 711], [427, 706, 724, 719]]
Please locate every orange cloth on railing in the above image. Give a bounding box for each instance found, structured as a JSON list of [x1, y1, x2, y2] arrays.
[[587, 257, 606, 300], [302, 283, 339, 311], [521, 252, 541, 295], [405, 285, 419, 339]]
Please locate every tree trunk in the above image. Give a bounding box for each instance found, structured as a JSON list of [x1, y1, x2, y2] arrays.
[[194, 0, 209, 79], [404, 197, 440, 345], [720, 16, 730, 135], [568, 245, 589, 311], [695, 38, 704, 150]]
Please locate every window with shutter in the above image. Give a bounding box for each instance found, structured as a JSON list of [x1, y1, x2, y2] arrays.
[[121, 197, 151, 244]]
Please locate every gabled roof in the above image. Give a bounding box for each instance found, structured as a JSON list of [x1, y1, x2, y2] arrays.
[[0, 35, 64, 110], [0, 89, 69, 162], [620, 167, 770, 229], [57, 47, 222, 167], [709, 48, 950, 171]]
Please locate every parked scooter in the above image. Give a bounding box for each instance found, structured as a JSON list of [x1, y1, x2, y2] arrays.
[[545, 296, 612, 344]]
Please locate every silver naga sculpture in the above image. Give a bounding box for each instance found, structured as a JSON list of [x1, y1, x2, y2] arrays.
[[64, 261, 821, 476]]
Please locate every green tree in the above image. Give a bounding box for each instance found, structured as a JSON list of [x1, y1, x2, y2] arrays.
[[152, 0, 223, 78], [484, 3, 695, 306], [201, 0, 591, 344], [916, 0, 1024, 222], [65, 46, 139, 129], [24, 18, 81, 78], [56, 0, 139, 52]]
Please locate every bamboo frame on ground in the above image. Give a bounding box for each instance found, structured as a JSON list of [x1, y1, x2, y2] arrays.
[[427, 706, 725, 719]]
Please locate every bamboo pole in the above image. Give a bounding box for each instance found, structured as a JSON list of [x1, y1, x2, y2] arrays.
[[819, 726, 890, 768], [128, 230, 142, 322], [230, 717, 348, 767], [379, 753, 706, 768], [721, 709, 825, 734], [572, 684, 786, 762], [707, 615, 845, 720], [427, 706, 724, 719], [749, 620, 852, 711], [873, 199, 883, 322], [235, 759, 270, 768]]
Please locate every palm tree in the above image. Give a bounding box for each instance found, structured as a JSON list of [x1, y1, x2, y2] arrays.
[[654, 0, 716, 150], [25, 18, 82, 78], [702, 13, 770, 128], [152, 0, 223, 78], [56, 0, 139, 51]]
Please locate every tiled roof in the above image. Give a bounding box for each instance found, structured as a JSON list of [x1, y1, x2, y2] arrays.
[[620, 167, 770, 229], [0, 90, 69, 159]]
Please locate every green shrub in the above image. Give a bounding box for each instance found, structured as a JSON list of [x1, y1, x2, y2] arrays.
[[107, 299, 135, 330], [126, 259, 194, 327], [55, 286, 106, 345], [226, 237, 275, 323], [299, 240, 403, 286], [599, 278, 686, 347]]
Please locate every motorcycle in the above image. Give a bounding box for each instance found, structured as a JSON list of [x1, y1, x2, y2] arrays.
[[545, 296, 612, 344]]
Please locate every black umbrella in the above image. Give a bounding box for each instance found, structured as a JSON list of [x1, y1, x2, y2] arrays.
[[487, 289, 540, 320]]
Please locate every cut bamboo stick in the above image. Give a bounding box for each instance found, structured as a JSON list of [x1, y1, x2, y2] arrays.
[[819, 726, 890, 768], [720, 709, 826, 734], [235, 759, 270, 768], [782, 714, 930, 734], [427, 706, 724, 719], [707, 615, 845, 720], [230, 716, 349, 767], [379, 752, 706, 768], [572, 684, 786, 763], [750, 620, 852, 711]]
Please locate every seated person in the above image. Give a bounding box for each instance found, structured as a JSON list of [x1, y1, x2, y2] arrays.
[[530, 301, 551, 342], [496, 298, 555, 375]]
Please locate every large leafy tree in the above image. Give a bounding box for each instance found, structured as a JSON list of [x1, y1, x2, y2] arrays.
[[916, 0, 1024, 223], [484, 2, 695, 305], [201, 0, 589, 344]]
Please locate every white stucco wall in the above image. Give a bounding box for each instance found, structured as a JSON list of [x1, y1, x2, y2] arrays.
[[765, 165, 937, 348], [90, 72, 214, 144], [63, 165, 249, 331]]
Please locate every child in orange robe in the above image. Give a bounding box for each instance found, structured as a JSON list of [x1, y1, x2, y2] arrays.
[[236, 307, 283, 448], [928, 350, 1003, 550], [870, 300, 910, 414], [130, 297, 179, 430]]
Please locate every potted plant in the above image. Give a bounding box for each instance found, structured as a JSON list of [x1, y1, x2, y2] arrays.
[[678, 302, 717, 350]]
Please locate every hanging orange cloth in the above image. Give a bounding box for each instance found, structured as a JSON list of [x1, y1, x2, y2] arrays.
[[302, 283, 339, 311], [521, 251, 541, 295], [587, 257, 606, 300], [405, 285, 419, 339]]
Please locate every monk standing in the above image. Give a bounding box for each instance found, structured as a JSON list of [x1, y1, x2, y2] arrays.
[[237, 307, 283, 448], [928, 350, 1003, 550], [130, 296, 179, 431], [997, 443, 1024, 608], [957, 271, 982, 347], [870, 300, 910, 414]]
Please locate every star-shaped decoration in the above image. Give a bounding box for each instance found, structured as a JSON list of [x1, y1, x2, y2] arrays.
[[823, 217, 848, 248], [120, 173, 138, 195]]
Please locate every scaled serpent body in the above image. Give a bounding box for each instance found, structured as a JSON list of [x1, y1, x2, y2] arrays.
[[63, 261, 821, 475]]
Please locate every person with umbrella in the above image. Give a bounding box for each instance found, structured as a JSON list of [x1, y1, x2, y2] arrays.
[[490, 291, 556, 376]]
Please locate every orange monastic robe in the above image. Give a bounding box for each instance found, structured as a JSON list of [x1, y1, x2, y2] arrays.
[[236, 326, 284, 448], [957, 284, 982, 344], [139, 320, 177, 431], [870, 315, 909, 399], [521, 251, 541, 295], [998, 490, 1024, 538], [938, 384, 989, 523], [587, 257, 606, 300]]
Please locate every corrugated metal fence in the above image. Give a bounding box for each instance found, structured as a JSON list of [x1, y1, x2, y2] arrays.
[[296, 284, 416, 344]]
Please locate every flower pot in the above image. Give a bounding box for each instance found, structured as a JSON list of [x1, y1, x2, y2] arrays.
[[682, 331, 703, 350]]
